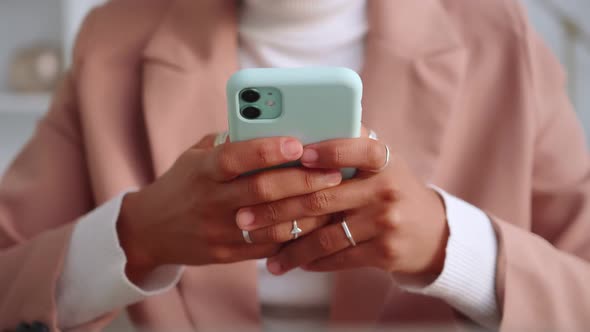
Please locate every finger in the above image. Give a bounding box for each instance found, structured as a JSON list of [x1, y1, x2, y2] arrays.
[[300, 138, 389, 171], [302, 242, 381, 272], [214, 216, 331, 245], [227, 168, 342, 208], [193, 133, 219, 150], [236, 178, 373, 231], [266, 213, 377, 275], [247, 216, 331, 244], [206, 137, 303, 181]]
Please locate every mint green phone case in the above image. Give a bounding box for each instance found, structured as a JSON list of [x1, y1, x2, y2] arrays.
[[226, 67, 363, 179]]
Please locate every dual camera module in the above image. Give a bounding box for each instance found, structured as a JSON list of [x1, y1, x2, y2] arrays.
[[240, 89, 262, 119]]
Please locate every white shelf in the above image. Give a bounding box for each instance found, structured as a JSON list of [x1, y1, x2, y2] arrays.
[[0, 93, 51, 115]]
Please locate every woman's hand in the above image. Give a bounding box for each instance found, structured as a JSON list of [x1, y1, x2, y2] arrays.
[[236, 136, 448, 279], [117, 134, 342, 281]]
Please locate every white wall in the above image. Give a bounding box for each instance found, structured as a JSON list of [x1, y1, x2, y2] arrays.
[[0, 0, 62, 91], [0, 114, 38, 173], [62, 0, 107, 65], [522, 0, 590, 138], [0, 1, 61, 173], [0, 0, 104, 174]]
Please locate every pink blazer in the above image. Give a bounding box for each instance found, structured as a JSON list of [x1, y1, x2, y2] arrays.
[[1, 0, 589, 331]]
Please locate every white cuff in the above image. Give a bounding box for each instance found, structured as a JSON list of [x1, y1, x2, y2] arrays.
[[56, 190, 184, 328], [399, 186, 500, 328]]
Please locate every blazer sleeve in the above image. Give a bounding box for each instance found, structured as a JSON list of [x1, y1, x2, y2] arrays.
[[0, 12, 120, 331], [493, 18, 590, 331]]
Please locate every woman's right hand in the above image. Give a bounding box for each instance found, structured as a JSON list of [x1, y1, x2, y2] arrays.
[[117, 134, 343, 281]]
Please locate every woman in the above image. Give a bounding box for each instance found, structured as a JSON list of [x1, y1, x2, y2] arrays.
[[1, 0, 589, 331]]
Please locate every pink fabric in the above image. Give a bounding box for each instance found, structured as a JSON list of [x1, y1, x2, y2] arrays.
[[1, 0, 589, 331]]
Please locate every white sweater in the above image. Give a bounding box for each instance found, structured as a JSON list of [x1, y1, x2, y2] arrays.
[[56, 0, 500, 329]]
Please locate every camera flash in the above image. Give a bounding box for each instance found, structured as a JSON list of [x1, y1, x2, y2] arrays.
[[266, 100, 276, 107]]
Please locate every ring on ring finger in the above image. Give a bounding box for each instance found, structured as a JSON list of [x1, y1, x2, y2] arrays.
[[341, 218, 357, 247], [270, 215, 376, 273]]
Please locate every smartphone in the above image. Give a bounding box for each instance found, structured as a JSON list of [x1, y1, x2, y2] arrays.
[[226, 67, 363, 178]]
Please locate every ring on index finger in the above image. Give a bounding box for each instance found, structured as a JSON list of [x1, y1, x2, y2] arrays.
[[369, 129, 379, 140], [214, 131, 229, 147]]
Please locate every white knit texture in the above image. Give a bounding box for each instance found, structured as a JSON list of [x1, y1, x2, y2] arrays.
[[239, 0, 368, 71], [401, 186, 500, 328], [56, 190, 184, 329]]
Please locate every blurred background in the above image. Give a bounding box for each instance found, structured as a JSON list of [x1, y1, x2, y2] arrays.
[[0, 0, 589, 175], [0, 0, 588, 330]]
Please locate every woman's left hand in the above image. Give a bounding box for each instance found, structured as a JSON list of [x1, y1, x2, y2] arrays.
[[235, 135, 449, 279]]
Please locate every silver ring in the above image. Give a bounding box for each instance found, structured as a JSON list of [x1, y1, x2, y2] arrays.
[[242, 230, 253, 244], [369, 129, 379, 141], [214, 131, 229, 147], [340, 219, 356, 247], [290, 220, 302, 239], [375, 144, 391, 172]]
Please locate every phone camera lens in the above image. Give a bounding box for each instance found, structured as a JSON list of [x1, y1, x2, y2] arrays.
[[241, 89, 260, 103], [241, 106, 261, 119]]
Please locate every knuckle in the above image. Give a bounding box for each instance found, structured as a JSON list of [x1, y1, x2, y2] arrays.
[[248, 176, 273, 201], [263, 202, 281, 223], [303, 172, 317, 191], [378, 208, 403, 230], [388, 208, 404, 229], [215, 147, 238, 178], [376, 183, 398, 204], [211, 246, 234, 263], [317, 230, 335, 252], [256, 143, 275, 165], [266, 225, 285, 243], [305, 191, 332, 213]]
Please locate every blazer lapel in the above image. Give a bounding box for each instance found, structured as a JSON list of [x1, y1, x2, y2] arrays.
[[140, 1, 260, 330], [142, 0, 239, 176], [331, 0, 467, 325], [361, 0, 468, 181]]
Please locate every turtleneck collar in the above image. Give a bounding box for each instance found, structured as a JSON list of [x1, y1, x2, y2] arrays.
[[238, 0, 368, 71]]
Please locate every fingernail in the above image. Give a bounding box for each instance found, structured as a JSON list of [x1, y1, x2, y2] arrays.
[[236, 209, 255, 228], [282, 139, 303, 159], [301, 149, 319, 164], [267, 259, 283, 275], [323, 170, 342, 185]]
